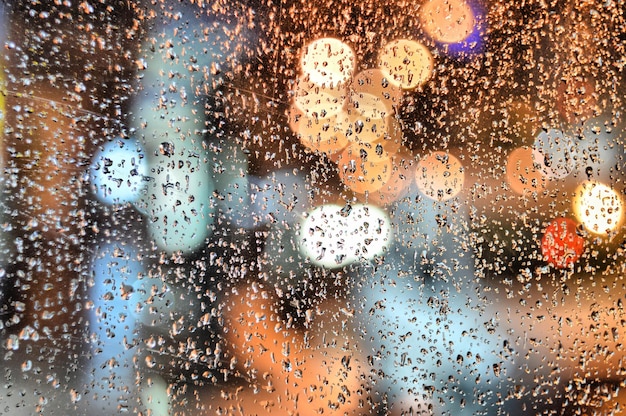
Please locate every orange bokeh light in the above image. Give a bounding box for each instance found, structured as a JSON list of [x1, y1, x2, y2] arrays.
[[336, 146, 392, 194], [336, 108, 389, 144], [415, 151, 465, 201], [288, 105, 350, 155], [293, 75, 346, 118], [300, 37, 355, 88], [351, 68, 403, 117], [420, 0, 476, 44], [366, 148, 416, 205], [505, 146, 546, 195]]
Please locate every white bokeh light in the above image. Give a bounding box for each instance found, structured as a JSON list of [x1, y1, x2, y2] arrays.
[[573, 180, 623, 235], [298, 203, 392, 268], [300, 37, 355, 88]]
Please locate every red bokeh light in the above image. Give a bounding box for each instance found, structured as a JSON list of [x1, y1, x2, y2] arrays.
[[541, 217, 585, 268]]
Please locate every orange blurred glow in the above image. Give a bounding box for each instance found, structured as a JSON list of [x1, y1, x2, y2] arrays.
[[415, 151, 464, 201], [420, 0, 475, 44], [373, 117, 404, 155], [293, 75, 346, 118], [288, 105, 350, 155], [378, 39, 434, 90], [505, 146, 546, 195], [219, 285, 368, 415], [344, 141, 390, 165], [221, 284, 304, 378], [350, 68, 403, 117], [336, 108, 389, 144], [366, 148, 416, 205], [336, 146, 393, 194]]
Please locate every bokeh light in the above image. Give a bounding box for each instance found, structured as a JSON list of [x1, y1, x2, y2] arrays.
[[378, 39, 434, 90], [343, 141, 390, 166], [336, 146, 393, 194], [541, 217, 585, 268], [90, 138, 147, 205], [298, 203, 392, 268], [132, 91, 216, 254], [506, 146, 546, 194], [420, 0, 476, 44], [131, 26, 217, 254], [336, 107, 389, 144], [137, 141, 215, 254], [374, 117, 404, 155], [293, 75, 346, 118], [351, 69, 403, 116], [415, 151, 464, 201], [366, 148, 415, 206], [289, 105, 350, 155], [221, 284, 368, 415], [573, 181, 623, 235], [300, 37, 355, 88]]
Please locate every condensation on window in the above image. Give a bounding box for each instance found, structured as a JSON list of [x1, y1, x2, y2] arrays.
[[1, 1, 626, 415]]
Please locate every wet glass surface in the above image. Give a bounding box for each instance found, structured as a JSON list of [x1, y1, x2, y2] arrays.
[[1, 1, 626, 415]]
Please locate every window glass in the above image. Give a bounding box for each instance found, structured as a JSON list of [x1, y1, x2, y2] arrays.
[[1, 1, 626, 415]]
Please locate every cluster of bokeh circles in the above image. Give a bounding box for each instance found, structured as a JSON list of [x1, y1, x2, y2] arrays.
[[288, 37, 454, 203], [289, 33, 477, 269], [289, 30, 623, 271]]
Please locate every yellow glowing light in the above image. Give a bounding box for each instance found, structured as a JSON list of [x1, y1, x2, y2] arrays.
[[415, 151, 464, 201], [351, 69, 403, 116], [420, 0, 475, 44], [505, 146, 546, 195], [293, 76, 346, 118], [288, 105, 349, 155], [300, 37, 355, 88], [336, 147, 393, 194], [379, 39, 434, 90], [335, 108, 388, 144], [573, 181, 623, 235]]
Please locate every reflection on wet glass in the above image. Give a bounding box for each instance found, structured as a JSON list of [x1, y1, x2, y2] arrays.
[[1, 1, 626, 415]]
